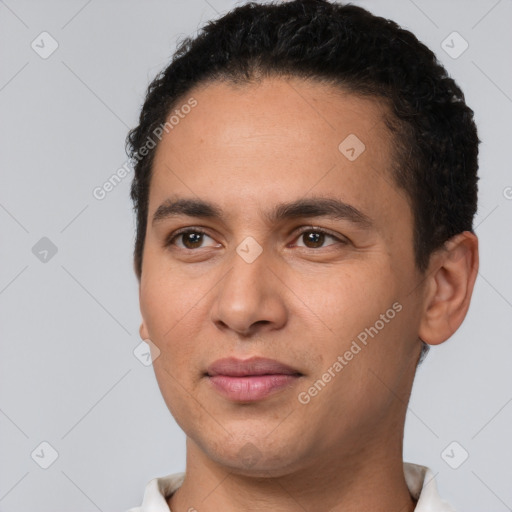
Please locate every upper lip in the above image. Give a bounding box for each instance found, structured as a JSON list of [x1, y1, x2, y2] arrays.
[[206, 357, 302, 377]]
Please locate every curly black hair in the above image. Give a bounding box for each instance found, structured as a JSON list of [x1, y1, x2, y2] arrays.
[[126, 0, 479, 296]]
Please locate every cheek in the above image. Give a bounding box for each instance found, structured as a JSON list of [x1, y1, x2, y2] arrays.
[[152, 351, 206, 437], [142, 275, 206, 427], [290, 261, 407, 398], [289, 260, 399, 347], [140, 258, 202, 341], [139, 259, 210, 374]]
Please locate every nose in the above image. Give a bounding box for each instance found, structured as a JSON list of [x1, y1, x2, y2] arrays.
[[210, 244, 288, 338]]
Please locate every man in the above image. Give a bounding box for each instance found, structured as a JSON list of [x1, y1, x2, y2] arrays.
[[126, 1, 479, 510]]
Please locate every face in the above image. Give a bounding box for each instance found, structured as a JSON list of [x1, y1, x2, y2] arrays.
[[138, 76, 426, 477]]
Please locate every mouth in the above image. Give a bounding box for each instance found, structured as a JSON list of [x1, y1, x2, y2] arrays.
[[205, 357, 303, 402]]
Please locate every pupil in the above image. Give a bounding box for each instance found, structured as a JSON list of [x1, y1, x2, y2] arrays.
[[305, 232, 323, 248], [184, 233, 202, 248]]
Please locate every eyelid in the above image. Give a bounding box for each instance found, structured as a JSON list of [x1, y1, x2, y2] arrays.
[[164, 226, 217, 248], [164, 225, 349, 250], [292, 225, 349, 244], [292, 225, 348, 241]]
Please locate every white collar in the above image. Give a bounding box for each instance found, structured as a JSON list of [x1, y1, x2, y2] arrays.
[[404, 463, 456, 511], [128, 462, 455, 512]]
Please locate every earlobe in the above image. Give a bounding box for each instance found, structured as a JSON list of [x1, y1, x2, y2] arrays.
[[418, 231, 479, 346]]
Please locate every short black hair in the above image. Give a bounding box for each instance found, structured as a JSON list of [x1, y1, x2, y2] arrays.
[[126, 1, 479, 365]]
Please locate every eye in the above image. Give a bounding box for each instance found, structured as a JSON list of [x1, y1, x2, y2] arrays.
[[164, 227, 347, 252], [292, 228, 347, 249], [165, 228, 220, 250]]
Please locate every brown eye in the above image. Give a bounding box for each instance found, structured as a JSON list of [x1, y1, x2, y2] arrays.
[[180, 232, 205, 249], [294, 229, 344, 249], [166, 229, 218, 250], [301, 231, 326, 248]]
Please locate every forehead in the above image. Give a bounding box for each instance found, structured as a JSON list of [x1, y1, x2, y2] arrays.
[[149, 76, 409, 230], [162, 76, 392, 154]]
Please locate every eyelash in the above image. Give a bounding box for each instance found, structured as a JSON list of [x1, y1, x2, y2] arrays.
[[164, 226, 348, 251]]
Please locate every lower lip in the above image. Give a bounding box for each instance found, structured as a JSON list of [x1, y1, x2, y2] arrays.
[[207, 374, 300, 402]]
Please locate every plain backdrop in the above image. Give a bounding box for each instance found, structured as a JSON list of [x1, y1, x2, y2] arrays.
[[0, 0, 511, 511]]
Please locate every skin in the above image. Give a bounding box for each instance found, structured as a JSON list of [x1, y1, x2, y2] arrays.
[[137, 76, 479, 511]]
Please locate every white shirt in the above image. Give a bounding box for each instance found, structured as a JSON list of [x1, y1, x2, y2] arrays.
[[127, 462, 456, 512]]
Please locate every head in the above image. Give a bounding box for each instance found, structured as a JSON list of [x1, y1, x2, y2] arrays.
[[126, 0, 479, 476]]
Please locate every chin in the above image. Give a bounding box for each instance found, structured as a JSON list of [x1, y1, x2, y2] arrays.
[[196, 430, 309, 477]]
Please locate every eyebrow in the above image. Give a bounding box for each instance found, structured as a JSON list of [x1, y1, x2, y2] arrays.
[[152, 196, 373, 228]]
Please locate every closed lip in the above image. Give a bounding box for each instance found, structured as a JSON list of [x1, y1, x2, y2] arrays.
[[206, 357, 302, 377]]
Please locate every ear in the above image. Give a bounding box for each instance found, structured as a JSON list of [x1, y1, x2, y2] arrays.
[[139, 321, 149, 341], [138, 279, 150, 340], [418, 231, 479, 346]]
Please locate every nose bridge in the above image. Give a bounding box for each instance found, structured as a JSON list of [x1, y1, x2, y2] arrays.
[[211, 236, 287, 335], [225, 237, 272, 305]]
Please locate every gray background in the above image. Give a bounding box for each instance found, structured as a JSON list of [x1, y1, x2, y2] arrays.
[[0, 0, 511, 510]]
